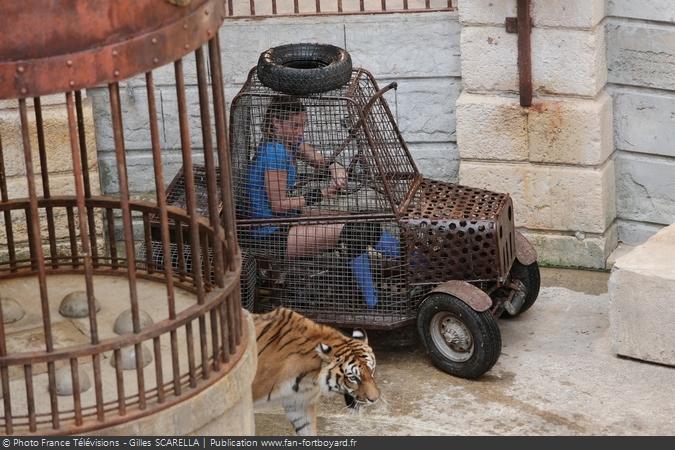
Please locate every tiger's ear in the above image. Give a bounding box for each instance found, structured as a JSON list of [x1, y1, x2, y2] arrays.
[[352, 328, 368, 344], [315, 343, 333, 362]]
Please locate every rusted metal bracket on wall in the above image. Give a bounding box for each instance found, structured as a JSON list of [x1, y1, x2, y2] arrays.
[[506, 0, 532, 107]]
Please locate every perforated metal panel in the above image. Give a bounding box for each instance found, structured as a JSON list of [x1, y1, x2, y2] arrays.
[[402, 180, 515, 284]]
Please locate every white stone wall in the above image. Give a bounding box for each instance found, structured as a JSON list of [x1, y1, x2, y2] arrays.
[[607, 0, 675, 245], [91, 11, 461, 200], [457, 0, 617, 269]]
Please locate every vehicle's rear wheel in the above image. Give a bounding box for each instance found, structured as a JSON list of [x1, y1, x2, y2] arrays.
[[417, 292, 501, 379], [501, 261, 540, 318]]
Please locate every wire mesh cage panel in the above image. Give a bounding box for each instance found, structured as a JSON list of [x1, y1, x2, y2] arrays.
[[0, 0, 242, 435]]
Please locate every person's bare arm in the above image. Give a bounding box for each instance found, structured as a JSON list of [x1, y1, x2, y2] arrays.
[[298, 142, 347, 191], [265, 170, 306, 213]]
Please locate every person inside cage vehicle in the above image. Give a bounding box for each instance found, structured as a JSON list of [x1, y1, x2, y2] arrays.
[[247, 95, 400, 307]]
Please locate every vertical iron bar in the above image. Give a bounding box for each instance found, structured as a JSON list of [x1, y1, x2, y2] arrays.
[[234, 287, 243, 343], [0, 134, 17, 272], [185, 322, 197, 388], [19, 98, 59, 430], [66, 207, 78, 267], [106, 208, 118, 269], [66, 91, 104, 421], [294, 0, 299, 14], [425, 0, 431, 9], [143, 212, 153, 273], [26, 207, 37, 270], [195, 47, 225, 287], [75, 91, 99, 267], [210, 301, 221, 371], [382, 0, 386, 11], [108, 82, 146, 409], [337, 0, 343, 12], [34, 97, 58, 268], [403, 0, 408, 10], [24, 365, 36, 432], [114, 348, 125, 415], [175, 218, 186, 281], [174, 59, 205, 304], [0, 291, 12, 434], [92, 353, 104, 421], [145, 71, 181, 394], [360, 0, 365, 12], [315, 0, 321, 13], [176, 57, 206, 385], [227, 292, 236, 355], [227, 0, 233, 16], [199, 229, 209, 378], [70, 358, 83, 426], [272, 0, 277, 14], [208, 37, 237, 271], [249, 0, 255, 15], [153, 337, 165, 403], [218, 300, 230, 363], [517, 0, 533, 107]]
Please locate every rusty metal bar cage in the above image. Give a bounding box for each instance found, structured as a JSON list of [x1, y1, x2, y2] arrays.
[[0, 0, 242, 435], [224, 0, 455, 17]]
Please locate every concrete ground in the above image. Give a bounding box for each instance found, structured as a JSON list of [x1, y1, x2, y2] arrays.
[[255, 268, 675, 435]]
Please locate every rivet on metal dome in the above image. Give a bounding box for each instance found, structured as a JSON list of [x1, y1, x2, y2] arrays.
[[0, 0, 242, 434]]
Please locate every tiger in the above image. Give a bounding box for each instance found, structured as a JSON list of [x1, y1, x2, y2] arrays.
[[252, 307, 380, 436]]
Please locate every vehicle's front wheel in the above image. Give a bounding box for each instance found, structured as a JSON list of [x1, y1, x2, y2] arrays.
[[417, 293, 501, 379]]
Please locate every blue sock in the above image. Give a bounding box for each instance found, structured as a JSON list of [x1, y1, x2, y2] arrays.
[[350, 232, 400, 308], [351, 252, 378, 308], [374, 231, 400, 258]]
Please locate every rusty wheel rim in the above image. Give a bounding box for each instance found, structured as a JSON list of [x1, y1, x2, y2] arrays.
[[430, 312, 474, 362]]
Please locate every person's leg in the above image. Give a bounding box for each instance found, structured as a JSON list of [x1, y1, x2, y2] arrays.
[[285, 223, 344, 259]]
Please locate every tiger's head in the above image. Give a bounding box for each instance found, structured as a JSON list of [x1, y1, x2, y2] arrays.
[[316, 329, 379, 410]]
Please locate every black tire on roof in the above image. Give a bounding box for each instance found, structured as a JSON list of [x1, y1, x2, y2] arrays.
[[257, 43, 353, 95]]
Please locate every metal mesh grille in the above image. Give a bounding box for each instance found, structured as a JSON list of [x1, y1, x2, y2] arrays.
[[240, 252, 256, 312], [136, 240, 215, 280], [402, 180, 515, 283], [164, 165, 223, 218]]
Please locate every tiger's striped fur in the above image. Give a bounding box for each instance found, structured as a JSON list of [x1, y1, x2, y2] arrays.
[[253, 308, 379, 436]]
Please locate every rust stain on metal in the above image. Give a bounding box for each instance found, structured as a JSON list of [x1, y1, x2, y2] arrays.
[[430, 280, 492, 312]]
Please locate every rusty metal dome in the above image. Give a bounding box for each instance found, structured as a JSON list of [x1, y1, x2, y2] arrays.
[[0, 0, 227, 99]]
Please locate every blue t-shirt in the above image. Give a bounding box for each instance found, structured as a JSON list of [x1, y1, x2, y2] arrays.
[[248, 141, 298, 237]]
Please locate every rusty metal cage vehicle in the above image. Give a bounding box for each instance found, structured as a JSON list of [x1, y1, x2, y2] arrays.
[[0, 1, 243, 435], [229, 43, 541, 379]]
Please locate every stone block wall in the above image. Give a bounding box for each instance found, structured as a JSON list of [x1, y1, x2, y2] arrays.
[[457, 0, 617, 269], [606, 0, 675, 245]]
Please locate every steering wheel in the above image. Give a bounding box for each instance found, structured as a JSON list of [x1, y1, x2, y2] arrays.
[[294, 150, 381, 198]]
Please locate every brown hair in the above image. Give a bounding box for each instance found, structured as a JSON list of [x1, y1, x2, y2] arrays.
[[261, 95, 306, 141]]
